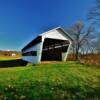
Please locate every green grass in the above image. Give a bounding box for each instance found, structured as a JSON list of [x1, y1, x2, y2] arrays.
[[0, 61, 100, 100]]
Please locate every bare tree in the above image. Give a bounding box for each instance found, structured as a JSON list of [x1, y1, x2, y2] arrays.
[[88, 0, 100, 53], [67, 21, 94, 60], [91, 32, 100, 53], [88, 0, 100, 24]]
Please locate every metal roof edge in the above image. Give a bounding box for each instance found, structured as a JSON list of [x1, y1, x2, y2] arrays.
[[39, 26, 61, 36], [58, 27, 73, 42]]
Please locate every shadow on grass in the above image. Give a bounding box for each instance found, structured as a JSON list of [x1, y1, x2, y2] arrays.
[[0, 59, 28, 67]]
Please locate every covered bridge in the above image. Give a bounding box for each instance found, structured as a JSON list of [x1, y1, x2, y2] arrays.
[[21, 27, 72, 64]]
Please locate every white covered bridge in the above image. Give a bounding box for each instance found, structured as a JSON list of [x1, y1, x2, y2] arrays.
[[21, 27, 72, 64]]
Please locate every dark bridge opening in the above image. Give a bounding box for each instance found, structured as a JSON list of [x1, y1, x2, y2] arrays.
[[41, 38, 69, 61]]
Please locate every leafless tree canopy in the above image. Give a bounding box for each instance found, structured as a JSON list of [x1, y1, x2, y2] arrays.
[[88, 0, 100, 24], [67, 21, 94, 60], [88, 0, 100, 53]]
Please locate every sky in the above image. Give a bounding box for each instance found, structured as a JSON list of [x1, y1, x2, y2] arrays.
[[0, 0, 94, 51]]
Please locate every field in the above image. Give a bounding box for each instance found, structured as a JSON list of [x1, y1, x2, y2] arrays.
[[0, 56, 21, 61], [0, 61, 99, 100]]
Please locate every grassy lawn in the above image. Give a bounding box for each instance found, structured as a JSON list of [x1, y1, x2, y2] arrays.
[[0, 61, 99, 100]]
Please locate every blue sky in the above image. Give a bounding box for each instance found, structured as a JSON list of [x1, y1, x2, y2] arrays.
[[0, 0, 94, 51]]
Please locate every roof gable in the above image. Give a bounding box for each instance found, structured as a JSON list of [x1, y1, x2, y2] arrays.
[[40, 27, 73, 41]]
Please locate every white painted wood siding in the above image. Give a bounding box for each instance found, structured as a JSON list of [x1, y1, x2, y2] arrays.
[[22, 42, 43, 64], [42, 30, 69, 41]]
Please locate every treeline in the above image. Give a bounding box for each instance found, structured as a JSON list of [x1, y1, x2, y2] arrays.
[[0, 50, 21, 57]]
